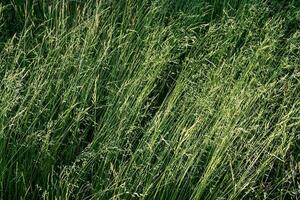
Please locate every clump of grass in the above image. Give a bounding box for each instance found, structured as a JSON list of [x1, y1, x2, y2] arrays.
[[0, 0, 299, 199]]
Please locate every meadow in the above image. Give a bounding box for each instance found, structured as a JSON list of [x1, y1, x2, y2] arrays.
[[0, 0, 300, 199]]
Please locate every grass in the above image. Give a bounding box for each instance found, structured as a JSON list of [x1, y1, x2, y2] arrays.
[[0, 0, 300, 199]]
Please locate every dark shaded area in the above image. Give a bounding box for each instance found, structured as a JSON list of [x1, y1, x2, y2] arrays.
[[127, 50, 187, 157], [0, 0, 89, 52], [142, 52, 186, 126], [267, 2, 300, 81], [0, 1, 23, 51]]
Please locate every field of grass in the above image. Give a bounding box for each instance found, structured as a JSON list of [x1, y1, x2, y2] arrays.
[[0, 0, 300, 199]]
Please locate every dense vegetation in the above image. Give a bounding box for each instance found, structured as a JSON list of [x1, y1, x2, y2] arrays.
[[1, 0, 300, 199]]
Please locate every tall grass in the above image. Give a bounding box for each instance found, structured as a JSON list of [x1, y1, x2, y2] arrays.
[[0, 0, 299, 199]]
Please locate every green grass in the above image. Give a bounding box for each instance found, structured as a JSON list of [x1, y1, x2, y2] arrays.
[[0, 0, 300, 199]]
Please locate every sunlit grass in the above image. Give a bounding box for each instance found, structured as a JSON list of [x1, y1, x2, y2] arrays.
[[0, 0, 299, 199]]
